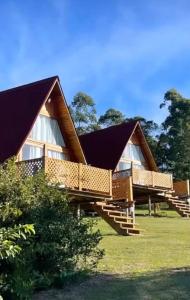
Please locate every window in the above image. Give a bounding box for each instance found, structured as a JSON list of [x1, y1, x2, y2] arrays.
[[118, 162, 131, 171], [48, 150, 65, 160], [122, 144, 145, 163], [30, 114, 65, 146], [22, 144, 43, 160]]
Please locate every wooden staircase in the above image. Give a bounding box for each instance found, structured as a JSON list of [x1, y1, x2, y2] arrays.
[[166, 196, 190, 217], [93, 202, 141, 236]]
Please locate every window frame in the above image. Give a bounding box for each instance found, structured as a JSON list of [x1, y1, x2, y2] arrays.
[[18, 139, 69, 161]]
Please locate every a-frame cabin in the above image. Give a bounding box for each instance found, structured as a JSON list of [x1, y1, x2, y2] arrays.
[[0, 77, 142, 236], [80, 121, 190, 218], [0, 76, 112, 203]]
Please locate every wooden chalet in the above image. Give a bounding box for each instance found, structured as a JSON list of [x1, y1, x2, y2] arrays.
[[0, 76, 112, 202], [0, 76, 140, 236], [80, 122, 190, 218]]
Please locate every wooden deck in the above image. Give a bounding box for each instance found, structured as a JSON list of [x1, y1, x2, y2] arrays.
[[17, 157, 112, 198], [112, 168, 173, 202]]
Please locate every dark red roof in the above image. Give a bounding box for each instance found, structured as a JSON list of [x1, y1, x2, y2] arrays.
[[0, 76, 58, 162], [79, 121, 138, 170]]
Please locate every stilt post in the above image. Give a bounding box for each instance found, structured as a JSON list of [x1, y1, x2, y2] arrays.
[[148, 195, 152, 216]]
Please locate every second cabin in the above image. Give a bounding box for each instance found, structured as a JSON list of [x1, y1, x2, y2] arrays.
[[80, 121, 189, 209]]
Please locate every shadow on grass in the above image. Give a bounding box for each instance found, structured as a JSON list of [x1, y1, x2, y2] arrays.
[[135, 212, 177, 218], [33, 267, 190, 300]]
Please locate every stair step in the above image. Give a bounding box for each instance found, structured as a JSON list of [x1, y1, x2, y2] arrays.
[[107, 211, 127, 217], [114, 220, 135, 225], [169, 199, 187, 204], [169, 201, 186, 205], [111, 215, 134, 222], [93, 202, 141, 236], [183, 214, 190, 217], [176, 206, 190, 212], [103, 208, 124, 213], [127, 228, 141, 234], [108, 213, 133, 220], [99, 206, 121, 211], [121, 223, 143, 230], [177, 207, 190, 212]]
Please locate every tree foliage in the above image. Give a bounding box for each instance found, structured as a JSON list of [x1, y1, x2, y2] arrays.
[[0, 224, 34, 260], [99, 108, 126, 127], [70, 88, 190, 180], [69, 92, 99, 134], [158, 89, 190, 179], [0, 160, 103, 299]]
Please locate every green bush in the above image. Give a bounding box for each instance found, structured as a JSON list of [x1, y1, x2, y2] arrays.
[[0, 160, 103, 299]]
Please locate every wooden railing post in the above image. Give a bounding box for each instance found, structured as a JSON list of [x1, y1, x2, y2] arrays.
[[187, 180, 190, 196], [171, 174, 173, 190], [43, 156, 47, 174], [131, 162, 134, 184], [152, 171, 155, 187], [109, 170, 112, 197], [78, 163, 82, 191], [129, 176, 133, 202]]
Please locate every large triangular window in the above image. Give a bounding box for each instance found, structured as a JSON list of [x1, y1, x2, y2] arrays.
[[21, 114, 68, 161], [117, 143, 147, 171], [29, 114, 65, 146]]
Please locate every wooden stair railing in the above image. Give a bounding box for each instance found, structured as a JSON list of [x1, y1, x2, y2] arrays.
[[166, 196, 190, 218], [93, 202, 141, 236]]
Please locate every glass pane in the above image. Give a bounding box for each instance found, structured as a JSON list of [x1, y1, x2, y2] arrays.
[[118, 162, 131, 171], [30, 115, 65, 146], [22, 144, 43, 160], [48, 150, 65, 160], [133, 163, 145, 170], [122, 144, 130, 159]]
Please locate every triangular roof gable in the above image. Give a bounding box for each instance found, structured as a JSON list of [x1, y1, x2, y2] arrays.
[[80, 121, 157, 171], [0, 76, 86, 163], [117, 122, 158, 172]]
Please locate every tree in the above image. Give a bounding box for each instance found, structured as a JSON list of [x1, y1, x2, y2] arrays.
[[158, 89, 190, 179], [69, 92, 99, 135], [99, 108, 126, 127]]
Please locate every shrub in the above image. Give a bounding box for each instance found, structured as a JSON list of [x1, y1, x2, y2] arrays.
[[0, 160, 103, 299]]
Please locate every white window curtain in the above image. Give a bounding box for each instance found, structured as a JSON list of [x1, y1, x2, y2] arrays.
[[22, 144, 43, 160], [122, 144, 145, 163], [48, 150, 65, 160], [30, 115, 65, 146]]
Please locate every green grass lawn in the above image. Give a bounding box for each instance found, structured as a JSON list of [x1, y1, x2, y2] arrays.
[[33, 210, 190, 300]]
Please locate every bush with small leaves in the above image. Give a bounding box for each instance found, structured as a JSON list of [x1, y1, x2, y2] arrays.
[[0, 160, 103, 299]]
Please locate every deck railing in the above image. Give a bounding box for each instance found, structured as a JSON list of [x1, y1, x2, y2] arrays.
[[173, 180, 189, 197], [132, 168, 173, 189], [17, 157, 112, 196], [113, 168, 173, 190], [112, 176, 133, 201]]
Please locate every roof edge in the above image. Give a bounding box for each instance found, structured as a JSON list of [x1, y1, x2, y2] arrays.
[[0, 76, 59, 94]]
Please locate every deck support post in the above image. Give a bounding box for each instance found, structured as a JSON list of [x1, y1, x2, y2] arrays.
[[153, 201, 156, 216], [148, 195, 152, 216], [77, 204, 81, 219]]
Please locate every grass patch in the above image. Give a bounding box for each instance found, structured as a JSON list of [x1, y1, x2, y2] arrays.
[[97, 209, 190, 274], [33, 210, 190, 299]]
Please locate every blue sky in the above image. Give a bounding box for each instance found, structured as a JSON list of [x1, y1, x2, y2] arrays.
[[1, 0, 190, 123]]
